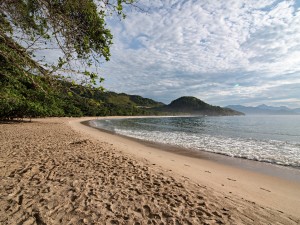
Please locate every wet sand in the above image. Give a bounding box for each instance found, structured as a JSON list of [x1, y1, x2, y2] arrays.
[[0, 117, 299, 224], [86, 119, 300, 182]]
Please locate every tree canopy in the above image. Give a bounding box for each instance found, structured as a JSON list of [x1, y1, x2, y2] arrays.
[[0, 0, 141, 120], [1, 0, 136, 83]]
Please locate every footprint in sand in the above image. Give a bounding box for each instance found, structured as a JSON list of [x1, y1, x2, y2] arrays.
[[260, 187, 271, 192], [227, 178, 236, 182], [143, 205, 151, 216]]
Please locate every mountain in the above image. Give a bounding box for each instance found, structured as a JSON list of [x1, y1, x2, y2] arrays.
[[226, 104, 300, 115], [256, 104, 290, 111], [154, 96, 244, 116]]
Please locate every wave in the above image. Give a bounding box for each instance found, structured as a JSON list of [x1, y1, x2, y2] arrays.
[[90, 117, 300, 168]]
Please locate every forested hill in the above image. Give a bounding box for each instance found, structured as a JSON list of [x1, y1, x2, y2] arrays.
[[0, 70, 165, 120], [154, 96, 244, 116], [100, 92, 164, 108]]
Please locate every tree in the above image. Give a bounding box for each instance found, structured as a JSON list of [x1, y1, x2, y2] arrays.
[[0, 0, 136, 85], [0, 0, 140, 120]]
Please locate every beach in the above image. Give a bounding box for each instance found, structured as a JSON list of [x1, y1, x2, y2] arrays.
[[0, 117, 300, 224]]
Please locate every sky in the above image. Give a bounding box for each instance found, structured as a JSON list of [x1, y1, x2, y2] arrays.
[[97, 0, 300, 108]]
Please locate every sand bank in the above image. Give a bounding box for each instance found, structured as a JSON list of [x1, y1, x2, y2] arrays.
[[0, 117, 299, 225]]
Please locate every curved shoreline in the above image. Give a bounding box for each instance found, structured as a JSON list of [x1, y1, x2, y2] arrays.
[[1, 117, 299, 224], [68, 116, 300, 218], [86, 118, 300, 182]]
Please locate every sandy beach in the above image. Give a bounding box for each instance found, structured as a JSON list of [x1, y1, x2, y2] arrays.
[[1, 117, 300, 225]]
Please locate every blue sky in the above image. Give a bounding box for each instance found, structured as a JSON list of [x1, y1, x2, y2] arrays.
[[97, 0, 300, 108]]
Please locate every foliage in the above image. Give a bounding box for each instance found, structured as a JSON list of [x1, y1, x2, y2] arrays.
[[0, 0, 152, 120], [0, 0, 139, 90], [0, 34, 62, 119], [59, 82, 164, 116], [128, 95, 164, 108], [0, 33, 161, 120]]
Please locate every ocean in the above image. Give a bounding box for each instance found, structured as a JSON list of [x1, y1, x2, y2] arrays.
[[90, 115, 300, 169]]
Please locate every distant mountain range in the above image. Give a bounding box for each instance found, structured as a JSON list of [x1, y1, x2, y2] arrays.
[[154, 96, 244, 116], [226, 104, 300, 115]]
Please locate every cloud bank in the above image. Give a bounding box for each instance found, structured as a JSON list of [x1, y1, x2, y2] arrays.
[[101, 0, 300, 107]]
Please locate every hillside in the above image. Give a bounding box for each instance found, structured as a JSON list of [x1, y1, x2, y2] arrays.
[[154, 96, 244, 116], [101, 92, 164, 108], [64, 86, 165, 116]]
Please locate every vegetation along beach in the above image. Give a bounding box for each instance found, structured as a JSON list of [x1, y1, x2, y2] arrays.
[[1, 0, 300, 224]]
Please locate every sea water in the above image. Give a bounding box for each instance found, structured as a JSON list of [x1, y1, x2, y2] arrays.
[[90, 115, 300, 168]]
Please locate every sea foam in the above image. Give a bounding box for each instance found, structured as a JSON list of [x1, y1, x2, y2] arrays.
[[90, 116, 300, 168]]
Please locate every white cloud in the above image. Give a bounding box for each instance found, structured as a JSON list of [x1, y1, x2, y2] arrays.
[[101, 0, 300, 107]]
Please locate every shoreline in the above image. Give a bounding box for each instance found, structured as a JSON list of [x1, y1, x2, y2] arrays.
[[69, 117, 300, 217], [1, 117, 300, 224], [85, 118, 300, 183]]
